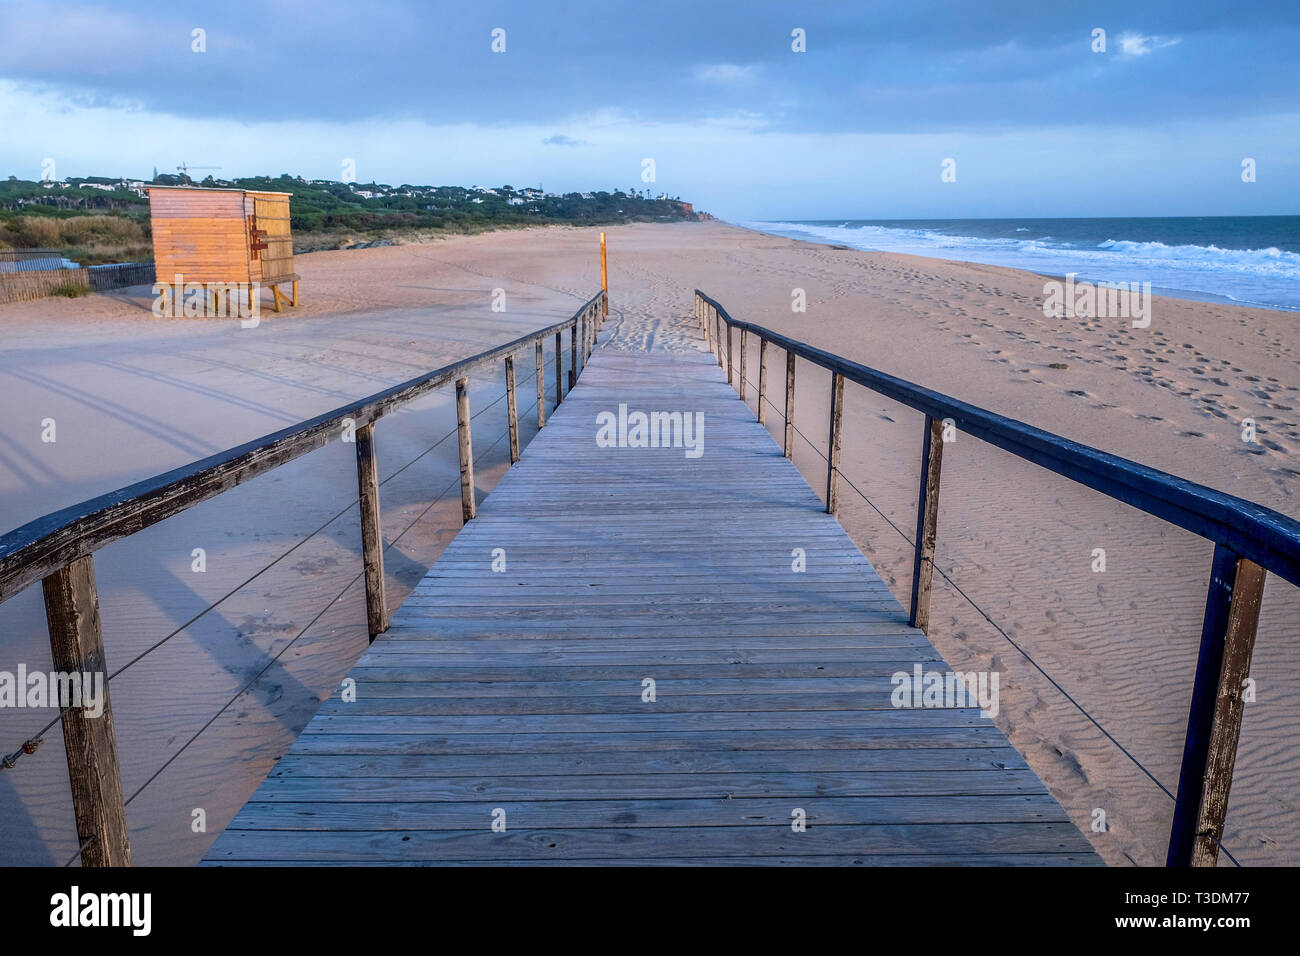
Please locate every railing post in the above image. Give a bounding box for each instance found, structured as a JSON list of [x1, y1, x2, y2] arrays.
[[41, 554, 131, 866], [827, 372, 844, 515], [726, 323, 734, 388], [600, 232, 608, 316], [455, 376, 476, 522], [783, 350, 796, 458], [716, 310, 724, 369], [758, 337, 768, 424], [354, 421, 388, 641], [909, 415, 944, 631], [739, 329, 748, 401], [705, 302, 714, 353], [504, 355, 520, 465], [534, 340, 547, 428], [554, 331, 563, 405], [569, 323, 578, 390], [1168, 546, 1267, 866]]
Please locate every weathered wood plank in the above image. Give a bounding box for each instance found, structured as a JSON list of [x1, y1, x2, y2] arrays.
[[208, 821, 1091, 863], [234, 794, 1068, 830], [246, 770, 1045, 801], [268, 747, 1032, 778]]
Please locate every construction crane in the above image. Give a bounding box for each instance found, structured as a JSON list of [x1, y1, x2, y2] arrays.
[[176, 163, 222, 178]]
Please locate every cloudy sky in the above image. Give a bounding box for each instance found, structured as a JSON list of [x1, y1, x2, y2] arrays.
[[1, 0, 1297, 219]]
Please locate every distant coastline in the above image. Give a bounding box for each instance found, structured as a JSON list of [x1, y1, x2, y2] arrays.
[[739, 216, 1300, 312]]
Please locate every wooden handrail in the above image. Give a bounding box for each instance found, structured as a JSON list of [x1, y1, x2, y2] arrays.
[[0, 288, 606, 867], [695, 288, 1299, 869], [695, 290, 1300, 588], [0, 291, 606, 603]]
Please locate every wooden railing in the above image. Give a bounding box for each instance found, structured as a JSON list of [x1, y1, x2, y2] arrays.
[[695, 289, 1300, 868], [0, 290, 607, 866]]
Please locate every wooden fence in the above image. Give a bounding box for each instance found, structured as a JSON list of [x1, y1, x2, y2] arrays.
[[0, 261, 154, 304], [0, 290, 606, 865], [695, 289, 1300, 868]]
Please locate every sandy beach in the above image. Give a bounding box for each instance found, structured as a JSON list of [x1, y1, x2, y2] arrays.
[[1, 221, 1296, 866]]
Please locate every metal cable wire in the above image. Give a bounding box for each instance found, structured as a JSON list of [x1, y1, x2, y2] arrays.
[[2, 349, 564, 776], [60, 391, 525, 866], [725, 346, 1241, 865]]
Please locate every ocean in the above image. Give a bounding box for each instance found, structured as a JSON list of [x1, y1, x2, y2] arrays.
[[742, 216, 1300, 312]]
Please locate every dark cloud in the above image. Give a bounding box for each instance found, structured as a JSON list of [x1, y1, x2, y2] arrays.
[[1, 1, 1297, 132]]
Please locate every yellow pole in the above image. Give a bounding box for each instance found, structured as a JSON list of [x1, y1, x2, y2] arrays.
[[600, 231, 608, 316]]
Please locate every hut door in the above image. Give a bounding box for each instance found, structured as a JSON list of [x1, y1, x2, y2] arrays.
[[252, 196, 294, 284]]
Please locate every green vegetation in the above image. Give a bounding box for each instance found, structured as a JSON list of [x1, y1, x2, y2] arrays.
[[0, 173, 703, 263], [47, 279, 91, 297]]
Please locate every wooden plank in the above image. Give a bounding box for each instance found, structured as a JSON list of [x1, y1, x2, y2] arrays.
[[270, 747, 1032, 777], [251, 771, 1048, 802], [233, 795, 1068, 831], [318, 691, 967, 716], [302, 709, 993, 735], [200, 853, 1099, 867], [208, 821, 1091, 863], [289, 724, 1012, 756], [41, 555, 131, 867]]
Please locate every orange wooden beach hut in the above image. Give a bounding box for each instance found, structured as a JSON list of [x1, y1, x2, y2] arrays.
[[146, 185, 300, 313]]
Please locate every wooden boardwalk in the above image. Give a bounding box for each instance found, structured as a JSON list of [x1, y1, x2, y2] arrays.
[[204, 326, 1099, 865]]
